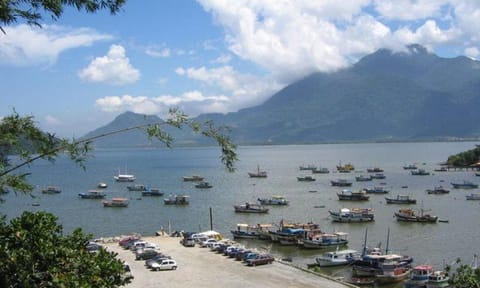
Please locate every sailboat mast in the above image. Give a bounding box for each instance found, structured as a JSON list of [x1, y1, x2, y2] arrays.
[[362, 228, 368, 256], [385, 227, 390, 255]]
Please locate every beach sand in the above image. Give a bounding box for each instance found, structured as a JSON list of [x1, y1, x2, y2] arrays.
[[104, 236, 355, 288]]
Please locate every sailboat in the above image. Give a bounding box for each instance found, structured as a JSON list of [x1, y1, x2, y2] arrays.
[[248, 165, 267, 178], [114, 166, 136, 182]]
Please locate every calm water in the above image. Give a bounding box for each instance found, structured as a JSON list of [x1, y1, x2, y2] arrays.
[[2, 142, 480, 285]]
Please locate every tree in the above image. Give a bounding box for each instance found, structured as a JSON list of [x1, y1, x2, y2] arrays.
[[0, 0, 126, 33], [445, 257, 480, 287], [0, 211, 130, 287], [446, 145, 480, 167]]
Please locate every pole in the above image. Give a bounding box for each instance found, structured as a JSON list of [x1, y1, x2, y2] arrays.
[[209, 207, 213, 231]]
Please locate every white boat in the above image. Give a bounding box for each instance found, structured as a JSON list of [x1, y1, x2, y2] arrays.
[[41, 186, 61, 194], [466, 193, 480, 200], [302, 232, 349, 249], [328, 208, 374, 222], [114, 172, 136, 182], [182, 175, 204, 182], [164, 195, 189, 205], [102, 197, 129, 207], [315, 249, 359, 267], [97, 182, 108, 189], [78, 190, 106, 199], [426, 270, 450, 288], [233, 203, 269, 213], [257, 196, 288, 205]]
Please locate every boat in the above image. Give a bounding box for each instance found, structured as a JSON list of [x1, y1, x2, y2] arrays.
[[299, 164, 317, 171], [257, 196, 289, 205], [114, 172, 136, 182], [364, 186, 389, 194], [426, 270, 450, 288], [367, 167, 384, 173], [41, 186, 61, 194], [355, 175, 372, 182], [302, 232, 349, 249], [233, 202, 269, 213], [315, 249, 360, 267], [182, 175, 204, 182], [434, 167, 448, 172], [403, 164, 418, 170], [337, 163, 354, 173], [370, 173, 386, 179], [476, 172, 480, 177], [141, 188, 164, 196], [248, 165, 267, 178], [451, 181, 478, 189], [411, 169, 431, 176], [78, 190, 106, 199], [385, 195, 416, 204], [297, 175, 316, 182], [267, 221, 319, 243], [97, 182, 108, 189], [466, 193, 480, 200], [230, 223, 263, 239], [312, 167, 330, 174], [163, 195, 189, 205], [394, 208, 438, 223], [102, 197, 129, 207], [330, 179, 352, 187], [426, 186, 450, 194], [194, 181, 213, 189], [126, 184, 147, 191], [404, 265, 434, 288], [375, 266, 412, 284], [345, 277, 375, 286], [337, 189, 369, 201], [328, 208, 374, 222]]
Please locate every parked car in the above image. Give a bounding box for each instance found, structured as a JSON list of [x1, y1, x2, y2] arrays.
[[242, 252, 259, 263], [246, 254, 275, 266], [151, 259, 178, 271], [135, 249, 158, 260], [119, 236, 140, 248], [145, 254, 171, 269], [200, 238, 217, 248], [180, 237, 195, 247], [235, 250, 253, 261]]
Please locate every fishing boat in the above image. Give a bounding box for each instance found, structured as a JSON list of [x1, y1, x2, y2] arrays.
[[41, 186, 61, 194], [364, 186, 389, 194], [114, 172, 136, 182], [78, 190, 106, 199], [248, 165, 267, 178], [233, 202, 268, 213], [394, 208, 438, 223], [328, 208, 374, 222], [385, 195, 416, 204], [426, 270, 450, 288], [126, 184, 147, 191], [315, 248, 360, 267], [312, 167, 330, 174], [297, 175, 316, 182], [411, 169, 430, 176], [299, 164, 317, 171], [375, 266, 412, 284], [404, 265, 434, 288], [466, 193, 480, 200], [403, 164, 418, 170], [355, 175, 372, 182], [230, 223, 262, 239], [182, 175, 204, 182], [337, 162, 354, 172], [194, 181, 213, 189], [330, 179, 352, 187], [257, 196, 289, 205], [164, 195, 189, 205], [337, 189, 369, 201], [451, 180, 478, 189], [367, 167, 384, 173], [302, 232, 349, 248], [141, 188, 164, 196], [370, 173, 386, 179], [102, 197, 129, 207], [426, 186, 450, 194]]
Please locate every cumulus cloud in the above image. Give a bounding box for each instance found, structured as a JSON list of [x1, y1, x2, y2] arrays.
[[0, 24, 112, 66], [373, 0, 448, 21], [78, 44, 140, 85]]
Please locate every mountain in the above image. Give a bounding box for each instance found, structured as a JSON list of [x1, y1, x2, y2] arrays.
[[84, 45, 480, 146]]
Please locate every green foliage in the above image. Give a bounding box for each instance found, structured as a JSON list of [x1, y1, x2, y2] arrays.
[[0, 211, 129, 287], [0, 0, 126, 32], [447, 145, 480, 167], [446, 257, 480, 287]]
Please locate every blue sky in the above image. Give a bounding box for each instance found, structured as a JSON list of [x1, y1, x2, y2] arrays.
[[1, 0, 480, 137]]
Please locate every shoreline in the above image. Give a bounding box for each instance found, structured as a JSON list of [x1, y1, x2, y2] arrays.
[[102, 235, 356, 288]]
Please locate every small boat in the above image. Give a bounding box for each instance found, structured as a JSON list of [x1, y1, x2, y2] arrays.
[[370, 173, 386, 179], [233, 202, 269, 213], [312, 167, 330, 174], [476, 172, 480, 177], [257, 196, 289, 205], [230, 223, 267, 239], [297, 175, 316, 182], [355, 175, 372, 182], [404, 265, 434, 288], [330, 179, 352, 187], [426, 270, 450, 288], [434, 167, 448, 172], [126, 184, 147, 191], [466, 193, 480, 200], [315, 249, 360, 267], [403, 164, 418, 170], [426, 186, 450, 194], [411, 169, 430, 176], [302, 232, 349, 248], [451, 180, 478, 189], [141, 188, 164, 196], [114, 173, 135, 182], [163, 195, 189, 205], [367, 167, 384, 173], [299, 164, 317, 171], [97, 182, 108, 189], [182, 175, 204, 182], [329, 208, 374, 222], [375, 266, 412, 284], [248, 165, 267, 178], [41, 186, 61, 194], [337, 163, 354, 173], [385, 195, 416, 204], [194, 181, 213, 189], [102, 197, 129, 207], [364, 186, 389, 194], [78, 190, 106, 199], [394, 208, 438, 223], [337, 189, 369, 201]]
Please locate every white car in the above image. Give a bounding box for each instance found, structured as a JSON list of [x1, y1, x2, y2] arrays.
[[200, 238, 217, 248], [151, 259, 177, 271]]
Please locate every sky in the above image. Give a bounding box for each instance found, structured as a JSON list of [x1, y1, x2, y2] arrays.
[[1, 0, 480, 137]]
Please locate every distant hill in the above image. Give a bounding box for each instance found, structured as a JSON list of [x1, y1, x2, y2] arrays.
[[83, 44, 480, 146]]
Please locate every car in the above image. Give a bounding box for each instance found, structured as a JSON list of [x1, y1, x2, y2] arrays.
[[135, 249, 158, 260], [151, 259, 177, 271], [242, 252, 259, 263], [130, 241, 157, 251], [235, 250, 252, 261], [200, 238, 217, 248], [145, 255, 171, 269], [246, 254, 275, 266], [180, 237, 195, 247], [191, 234, 208, 243], [119, 236, 141, 248]]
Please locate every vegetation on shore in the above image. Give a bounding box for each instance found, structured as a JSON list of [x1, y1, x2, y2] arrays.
[[446, 145, 480, 167]]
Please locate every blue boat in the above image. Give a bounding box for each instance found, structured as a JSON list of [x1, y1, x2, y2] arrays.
[[451, 181, 478, 189]]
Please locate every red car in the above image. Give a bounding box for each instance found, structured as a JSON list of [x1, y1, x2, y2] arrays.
[[246, 254, 274, 266]]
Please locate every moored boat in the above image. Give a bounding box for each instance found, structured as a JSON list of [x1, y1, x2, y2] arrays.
[[299, 164, 317, 171], [367, 167, 384, 173], [355, 175, 372, 182], [114, 173, 135, 182], [231, 223, 263, 239], [141, 188, 164, 196], [329, 208, 374, 222], [403, 164, 418, 170], [394, 208, 438, 223], [126, 184, 147, 191], [466, 193, 480, 200], [385, 195, 416, 204], [337, 163, 354, 172], [194, 181, 213, 189], [41, 186, 61, 194], [426, 186, 450, 194], [102, 197, 129, 207], [337, 189, 369, 201], [301, 232, 349, 248], [233, 202, 268, 213], [312, 167, 330, 174], [370, 173, 386, 179], [451, 181, 478, 189], [331, 179, 352, 187], [78, 190, 106, 199], [426, 270, 450, 288], [315, 249, 360, 267], [364, 186, 389, 194], [257, 196, 288, 205], [97, 182, 108, 189], [375, 266, 412, 284], [297, 175, 316, 182], [404, 265, 434, 288], [248, 165, 267, 178], [164, 195, 189, 205], [411, 169, 430, 176], [182, 175, 204, 182]]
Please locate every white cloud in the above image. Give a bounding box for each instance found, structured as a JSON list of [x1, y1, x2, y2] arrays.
[[45, 115, 61, 126], [0, 24, 112, 66], [374, 0, 448, 21], [145, 46, 171, 57], [212, 54, 232, 64], [78, 44, 140, 85], [393, 20, 460, 48], [464, 47, 480, 59]]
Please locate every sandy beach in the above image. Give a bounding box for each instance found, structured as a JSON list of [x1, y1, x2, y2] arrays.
[[104, 236, 355, 288]]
